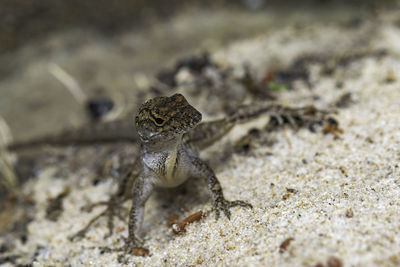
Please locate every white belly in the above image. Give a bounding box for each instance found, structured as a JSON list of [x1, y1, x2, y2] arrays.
[[143, 146, 190, 188], [159, 149, 188, 187]]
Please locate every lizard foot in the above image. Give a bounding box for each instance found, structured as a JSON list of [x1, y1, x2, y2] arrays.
[[69, 197, 128, 241], [212, 197, 253, 220], [122, 236, 149, 257]]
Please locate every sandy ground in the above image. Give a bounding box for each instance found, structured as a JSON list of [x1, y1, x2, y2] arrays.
[[1, 7, 400, 267]]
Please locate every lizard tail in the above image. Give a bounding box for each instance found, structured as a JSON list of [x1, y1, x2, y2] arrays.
[[228, 103, 329, 125], [7, 119, 138, 151]]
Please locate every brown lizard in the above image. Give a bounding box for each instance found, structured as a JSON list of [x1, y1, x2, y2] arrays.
[[69, 93, 329, 254]]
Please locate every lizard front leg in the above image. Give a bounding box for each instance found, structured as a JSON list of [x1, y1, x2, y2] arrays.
[[124, 174, 154, 252], [189, 156, 252, 219]]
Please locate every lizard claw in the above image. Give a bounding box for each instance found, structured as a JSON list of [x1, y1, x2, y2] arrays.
[[123, 236, 143, 248], [122, 237, 149, 256], [212, 198, 253, 220]]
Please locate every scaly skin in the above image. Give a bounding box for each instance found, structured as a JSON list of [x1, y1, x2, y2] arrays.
[[125, 93, 252, 252], [66, 93, 329, 254]]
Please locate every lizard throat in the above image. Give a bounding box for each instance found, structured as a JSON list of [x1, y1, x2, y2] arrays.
[[141, 134, 188, 188]]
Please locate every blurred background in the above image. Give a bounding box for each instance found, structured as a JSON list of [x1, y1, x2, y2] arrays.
[[0, 0, 399, 260], [1, 2, 400, 265], [0, 0, 397, 142], [0, 0, 399, 196]]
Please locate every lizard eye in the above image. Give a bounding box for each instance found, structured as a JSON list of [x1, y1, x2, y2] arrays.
[[154, 117, 165, 126]]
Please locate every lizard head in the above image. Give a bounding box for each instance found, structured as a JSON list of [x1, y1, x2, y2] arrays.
[[135, 94, 202, 141]]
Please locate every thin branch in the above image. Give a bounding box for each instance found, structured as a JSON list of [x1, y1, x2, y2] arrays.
[[48, 63, 87, 104]]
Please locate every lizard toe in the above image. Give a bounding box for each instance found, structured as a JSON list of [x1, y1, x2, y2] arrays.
[[229, 200, 253, 209], [212, 198, 252, 220]]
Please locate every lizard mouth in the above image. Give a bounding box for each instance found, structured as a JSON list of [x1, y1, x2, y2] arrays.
[[138, 129, 181, 143], [138, 126, 185, 141]]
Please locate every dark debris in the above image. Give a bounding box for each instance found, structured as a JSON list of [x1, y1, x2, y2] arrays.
[[157, 53, 214, 88], [45, 187, 71, 222], [286, 188, 298, 194], [327, 256, 343, 267], [0, 254, 19, 265], [279, 237, 294, 253], [86, 97, 114, 122], [335, 92, 353, 108], [322, 117, 343, 137], [241, 67, 277, 99]]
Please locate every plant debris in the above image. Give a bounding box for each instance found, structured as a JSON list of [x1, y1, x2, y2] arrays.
[[172, 210, 205, 234], [327, 256, 343, 267], [345, 208, 354, 218], [166, 214, 179, 227], [282, 193, 290, 201], [384, 70, 396, 84], [132, 247, 150, 257], [157, 53, 214, 88], [286, 188, 298, 194], [279, 237, 294, 253], [241, 67, 276, 99], [45, 187, 71, 222], [322, 117, 343, 137], [335, 92, 353, 108]]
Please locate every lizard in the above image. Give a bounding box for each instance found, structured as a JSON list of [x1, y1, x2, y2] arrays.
[[69, 93, 330, 253]]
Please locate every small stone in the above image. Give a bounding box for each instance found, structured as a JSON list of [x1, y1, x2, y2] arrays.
[[345, 208, 354, 218], [327, 256, 343, 267]]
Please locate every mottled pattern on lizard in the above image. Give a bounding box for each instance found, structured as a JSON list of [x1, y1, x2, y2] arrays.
[[125, 93, 252, 251], [70, 93, 330, 254]]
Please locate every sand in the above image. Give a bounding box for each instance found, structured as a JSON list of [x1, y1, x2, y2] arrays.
[[1, 8, 400, 267]]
